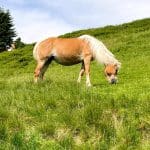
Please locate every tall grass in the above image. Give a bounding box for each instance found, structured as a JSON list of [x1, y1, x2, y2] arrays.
[[0, 18, 150, 149]]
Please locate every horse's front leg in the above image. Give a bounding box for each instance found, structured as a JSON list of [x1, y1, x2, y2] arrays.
[[84, 57, 92, 87]]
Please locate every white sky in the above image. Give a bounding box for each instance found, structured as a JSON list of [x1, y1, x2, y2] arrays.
[[1, 0, 150, 43]]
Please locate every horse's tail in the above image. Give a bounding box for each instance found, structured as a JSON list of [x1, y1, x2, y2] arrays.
[[33, 42, 40, 61]]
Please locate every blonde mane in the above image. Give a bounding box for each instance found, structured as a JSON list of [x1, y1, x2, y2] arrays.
[[79, 35, 121, 68]]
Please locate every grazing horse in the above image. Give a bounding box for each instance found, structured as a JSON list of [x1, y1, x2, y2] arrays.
[[33, 35, 121, 86]]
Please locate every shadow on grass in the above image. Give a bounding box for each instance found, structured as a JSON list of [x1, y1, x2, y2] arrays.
[[92, 83, 107, 87]]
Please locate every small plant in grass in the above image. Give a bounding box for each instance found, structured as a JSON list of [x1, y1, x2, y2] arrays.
[[0, 123, 8, 141], [38, 123, 56, 139]]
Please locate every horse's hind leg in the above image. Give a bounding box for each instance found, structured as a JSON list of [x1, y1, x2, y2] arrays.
[[34, 60, 45, 82], [77, 62, 85, 83], [84, 57, 92, 87], [34, 57, 53, 82], [40, 57, 53, 80]]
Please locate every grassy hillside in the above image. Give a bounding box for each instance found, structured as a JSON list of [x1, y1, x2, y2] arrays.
[[0, 18, 150, 149]]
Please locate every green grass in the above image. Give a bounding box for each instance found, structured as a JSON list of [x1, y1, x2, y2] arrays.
[[0, 18, 150, 149]]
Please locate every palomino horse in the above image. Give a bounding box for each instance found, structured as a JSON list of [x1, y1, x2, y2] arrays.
[[33, 35, 121, 86]]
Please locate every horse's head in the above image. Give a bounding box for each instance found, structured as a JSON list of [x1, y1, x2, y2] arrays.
[[104, 63, 121, 84]]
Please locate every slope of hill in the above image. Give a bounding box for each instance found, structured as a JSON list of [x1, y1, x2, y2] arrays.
[[0, 18, 150, 149]]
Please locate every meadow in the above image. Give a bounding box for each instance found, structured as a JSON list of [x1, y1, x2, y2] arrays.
[[0, 18, 150, 149]]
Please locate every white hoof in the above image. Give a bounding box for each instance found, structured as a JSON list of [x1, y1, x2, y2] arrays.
[[86, 83, 92, 87]]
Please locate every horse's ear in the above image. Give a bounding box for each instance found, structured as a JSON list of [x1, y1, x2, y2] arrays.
[[114, 62, 121, 69], [114, 63, 121, 73], [114, 64, 118, 69], [104, 64, 108, 67]]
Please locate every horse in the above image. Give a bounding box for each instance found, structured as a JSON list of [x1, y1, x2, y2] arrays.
[[33, 35, 121, 87]]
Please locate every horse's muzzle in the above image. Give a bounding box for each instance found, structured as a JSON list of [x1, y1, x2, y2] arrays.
[[110, 78, 117, 84]]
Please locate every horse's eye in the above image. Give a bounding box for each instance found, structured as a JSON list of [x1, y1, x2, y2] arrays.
[[115, 70, 118, 75], [107, 73, 111, 76]]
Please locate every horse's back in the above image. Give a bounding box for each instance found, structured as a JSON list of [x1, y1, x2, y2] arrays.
[[34, 37, 84, 61]]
